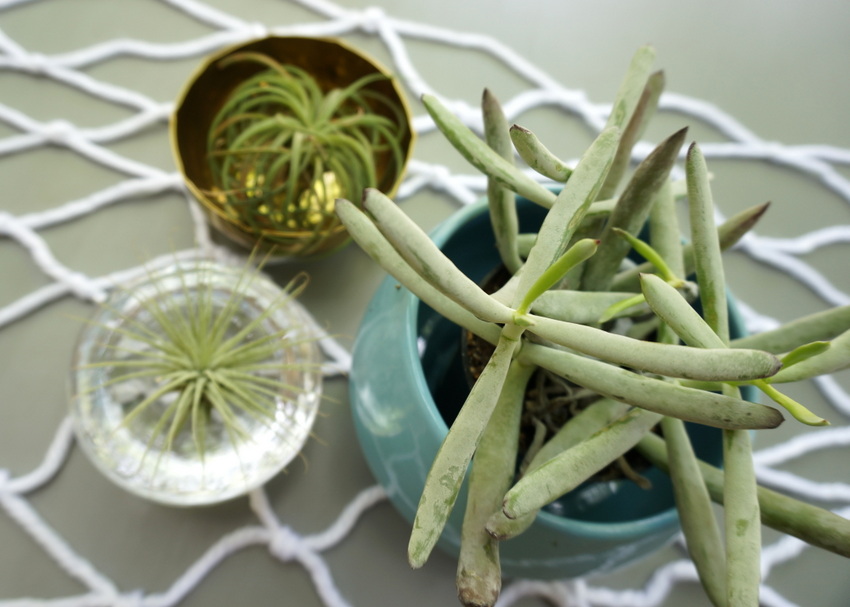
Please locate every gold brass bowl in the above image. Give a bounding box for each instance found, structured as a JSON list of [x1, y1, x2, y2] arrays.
[[171, 36, 415, 257]]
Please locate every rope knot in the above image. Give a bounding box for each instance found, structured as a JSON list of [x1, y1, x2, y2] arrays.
[[268, 526, 305, 562], [42, 120, 75, 145], [357, 6, 386, 34], [22, 52, 51, 75], [113, 590, 144, 607], [64, 270, 106, 303], [246, 22, 269, 40]]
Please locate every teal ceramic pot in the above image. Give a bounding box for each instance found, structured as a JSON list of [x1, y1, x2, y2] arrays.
[[349, 197, 754, 580]]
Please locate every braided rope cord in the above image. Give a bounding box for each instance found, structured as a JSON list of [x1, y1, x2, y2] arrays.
[[0, 0, 848, 605]]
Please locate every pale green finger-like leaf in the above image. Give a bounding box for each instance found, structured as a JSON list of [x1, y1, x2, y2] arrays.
[[483, 89, 523, 275], [510, 124, 572, 182], [613, 228, 679, 283], [732, 304, 850, 353], [604, 45, 657, 132], [649, 179, 685, 277], [755, 381, 828, 426], [422, 93, 557, 208], [512, 126, 621, 308], [641, 273, 828, 425], [778, 341, 830, 369], [409, 331, 521, 569], [335, 198, 500, 345], [486, 398, 629, 540], [582, 127, 687, 291], [502, 408, 663, 520], [686, 142, 729, 342], [599, 69, 665, 200], [363, 188, 515, 325], [530, 290, 651, 324], [520, 342, 784, 430], [723, 420, 761, 606], [517, 239, 599, 314], [525, 313, 780, 381], [598, 293, 647, 323], [661, 416, 727, 607], [638, 431, 850, 559], [611, 202, 770, 292], [769, 333, 847, 383], [640, 273, 727, 349], [457, 360, 534, 607]]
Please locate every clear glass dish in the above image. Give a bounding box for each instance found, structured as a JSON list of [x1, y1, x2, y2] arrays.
[[70, 260, 322, 506]]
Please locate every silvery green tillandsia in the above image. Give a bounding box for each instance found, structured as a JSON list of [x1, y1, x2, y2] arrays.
[[336, 46, 850, 607], [206, 51, 408, 256], [76, 257, 321, 478]]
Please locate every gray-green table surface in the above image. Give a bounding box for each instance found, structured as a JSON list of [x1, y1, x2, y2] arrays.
[[1, 1, 849, 605]]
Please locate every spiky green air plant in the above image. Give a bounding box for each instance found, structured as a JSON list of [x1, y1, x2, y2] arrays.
[[338, 45, 850, 607], [206, 51, 408, 256], [80, 260, 320, 474]]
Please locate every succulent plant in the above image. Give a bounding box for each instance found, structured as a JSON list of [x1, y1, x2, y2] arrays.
[[336, 46, 850, 607], [205, 51, 409, 255]]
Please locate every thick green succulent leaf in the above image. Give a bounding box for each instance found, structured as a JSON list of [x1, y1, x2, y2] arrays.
[[457, 360, 533, 607], [512, 126, 621, 308], [422, 93, 557, 208], [581, 127, 688, 291], [409, 331, 521, 569], [362, 188, 515, 325], [501, 408, 663, 519], [486, 398, 629, 540], [639, 431, 850, 559], [510, 124, 572, 183], [525, 313, 781, 381], [335, 198, 500, 344], [483, 89, 523, 275], [520, 342, 784, 430]]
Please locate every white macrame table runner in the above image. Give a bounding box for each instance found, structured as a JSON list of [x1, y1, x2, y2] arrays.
[[0, 1, 849, 606]]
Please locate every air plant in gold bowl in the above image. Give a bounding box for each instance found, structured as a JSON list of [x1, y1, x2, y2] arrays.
[[172, 36, 414, 258]]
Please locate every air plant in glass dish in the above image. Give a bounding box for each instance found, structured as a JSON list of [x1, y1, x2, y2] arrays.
[[70, 258, 323, 506], [171, 37, 414, 258], [338, 46, 850, 607]]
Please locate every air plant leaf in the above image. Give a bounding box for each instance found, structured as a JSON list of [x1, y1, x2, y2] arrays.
[[205, 52, 408, 253], [80, 261, 320, 474]]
